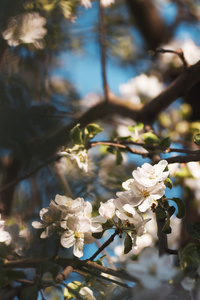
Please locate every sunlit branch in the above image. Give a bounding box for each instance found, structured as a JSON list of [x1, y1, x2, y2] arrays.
[[78, 267, 130, 289], [4, 257, 137, 283], [90, 140, 200, 155]]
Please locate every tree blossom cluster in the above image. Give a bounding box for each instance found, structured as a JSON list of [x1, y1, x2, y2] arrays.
[[0, 214, 11, 245], [32, 160, 169, 258]]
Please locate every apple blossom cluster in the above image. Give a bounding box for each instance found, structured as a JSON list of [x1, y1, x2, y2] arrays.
[[81, 0, 115, 9], [126, 248, 177, 290], [0, 214, 11, 245], [2, 12, 47, 48], [32, 160, 169, 258], [118, 160, 169, 212]]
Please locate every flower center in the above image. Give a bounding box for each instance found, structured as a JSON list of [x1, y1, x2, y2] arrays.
[[125, 212, 133, 218], [149, 264, 157, 276], [75, 231, 84, 239], [141, 189, 150, 198], [43, 213, 53, 223], [147, 169, 156, 179]]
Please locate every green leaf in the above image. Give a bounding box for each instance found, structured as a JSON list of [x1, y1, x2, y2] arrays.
[[168, 206, 176, 218], [159, 137, 171, 148], [162, 214, 171, 234], [142, 132, 160, 145], [92, 230, 105, 239], [116, 149, 123, 165], [156, 210, 166, 220], [194, 133, 200, 146], [124, 233, 133, 254], [19, 286, 38, 300], [186, 222, 200, 241], [128, 122, 144, 132], [70, 124, 83, 145], [171, 197, 185, 219], [164, 178, 173, 189], [84, 123, 103, 140]]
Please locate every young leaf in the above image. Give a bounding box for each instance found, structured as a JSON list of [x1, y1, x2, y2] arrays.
[[162, 214, 171, 234], [159, 137, 171, 148], [85, 123, 103, 140], [168, 206, 176, 218], [116, 149, 123, 165], [171, 197, 185, 219], [194, 133, 200, 146], [70, 124, 83, 145], [124, 233, 133, 254], [186, 222, 200, 241], [164, 178, 173, 189], [128, 122, 144, 132], [142, 132, 160, 145]]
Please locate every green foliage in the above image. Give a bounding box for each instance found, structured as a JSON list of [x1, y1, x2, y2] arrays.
[[70, 124, 83, 146], [159, 136, 171, 148], [186, 222, 200, 241], [162, 213, 172, 234], [171, 197, 186, 219], [142, 132, 160, 145], [124, 232, 133, 254], [64, 281, 82, 300], [70, 123, 103, 147], [84, 123, 103, 144], [164, 178, 173, 189], [194, 133, 200, 146], [128, 122, 144, 133], [179, 244, 200, 276]]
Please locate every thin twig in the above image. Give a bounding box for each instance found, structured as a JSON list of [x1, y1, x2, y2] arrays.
[[99, 0, 109, 101], [154, 48, 190, 69], [79, 266, 130, 289], [89, 229, 119, 261]]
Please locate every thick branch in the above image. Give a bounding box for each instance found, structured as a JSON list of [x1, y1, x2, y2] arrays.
[[4, 257, 137, 283], [139, 61, 200, 122]]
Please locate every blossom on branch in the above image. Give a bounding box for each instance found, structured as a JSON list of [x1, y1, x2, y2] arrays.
[[2, 12, 47, 48], [119, 160, 169, 212], [126, 248, 177, 289], [0, 215, 11, 245], [32, 200, 60, 238], [61, 216, 95, 258], [100, 0, 115, 7]]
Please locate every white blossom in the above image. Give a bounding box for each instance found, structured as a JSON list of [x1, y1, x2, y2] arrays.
[[99, 199, 116, 220], [159, 39, 200, 67], [61, 216, 94, 258], [79, 286, 96, 300], [81, 0, 92, 9], [2, 12, 47, 48], [126, 248, 177, 289], [32, 200, 60, 238], [114, 196, 142, 224], [181, 277, 195, 291], [132, 160, 169, 188], [119, 74, 164, 104], [100, 0, 115, 7], [118, 181, 166, 212], [0, 215, 11, 245]]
